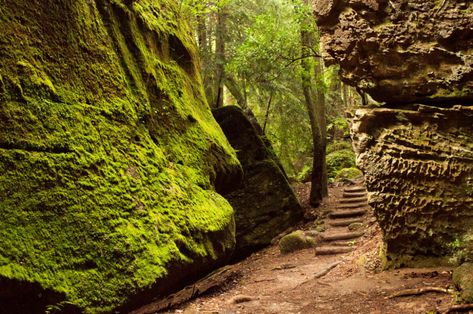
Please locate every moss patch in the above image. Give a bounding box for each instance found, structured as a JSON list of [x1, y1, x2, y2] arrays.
[[279, 231, 317, 254], [335, 167, 363, 181], [0, 0, 239, 312], [453, 263, 473, 303]]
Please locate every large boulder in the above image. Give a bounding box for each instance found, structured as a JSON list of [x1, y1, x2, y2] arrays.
[[0, 0, 240, 312], [351, 105, 473, 267], [213, 106, 304, 258], [314, 0, 473, 104]]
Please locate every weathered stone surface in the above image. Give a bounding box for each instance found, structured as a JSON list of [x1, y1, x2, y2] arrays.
[[351, 105, 473, 267], [0, 0, 240, 312], [213, 106, 304, 258], [314, 0, 473, 104]]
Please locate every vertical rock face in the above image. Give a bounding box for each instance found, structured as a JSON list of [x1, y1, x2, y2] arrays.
[[351, 105, 473, 266], [213, 106, 303, 259], [0, 0, 240, 312], [314, 0, 473, 266], [314, 0, 473, 104]]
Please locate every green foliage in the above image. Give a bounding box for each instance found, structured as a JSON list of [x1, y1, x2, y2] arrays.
[[296, 163, 312, 182], [327, 140, 353, 154], [0, 0, 239, 312], [326, 149, 356, 179], [327, 117, 350, 138]]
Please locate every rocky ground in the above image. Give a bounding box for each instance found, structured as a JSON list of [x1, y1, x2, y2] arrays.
[[155, 183, 465, 314]]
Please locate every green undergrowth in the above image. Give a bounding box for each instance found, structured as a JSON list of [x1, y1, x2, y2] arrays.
[[326, 148, 356, 179], [0, 0, 239, 312]]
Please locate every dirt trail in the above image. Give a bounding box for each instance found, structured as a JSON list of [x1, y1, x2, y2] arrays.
[[161, 184, 459, 314]]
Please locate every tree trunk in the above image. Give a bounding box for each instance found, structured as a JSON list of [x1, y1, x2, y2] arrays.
[[300, 2, 328, 206], [224, 75, 247, 108], [214, 8, 227, 108], [315, 60, 328, 198], [263, 91, 273, 133]]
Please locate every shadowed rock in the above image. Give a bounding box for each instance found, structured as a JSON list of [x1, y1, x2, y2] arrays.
[[213, 106, 304, 259]]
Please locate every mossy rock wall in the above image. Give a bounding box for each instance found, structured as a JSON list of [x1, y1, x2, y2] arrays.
[[351, 105, 473, 267], [0, 0, 241, 313], [213, 106, 303, 259]]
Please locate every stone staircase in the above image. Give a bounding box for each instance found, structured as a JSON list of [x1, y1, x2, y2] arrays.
[[315, 184, 370, 256]]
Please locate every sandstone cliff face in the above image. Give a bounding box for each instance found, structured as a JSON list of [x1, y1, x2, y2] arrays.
[[314, 0, 473, 104], [0, 0, 240, 312], [351, 105, 473, 266], [314, 0, 473, 267]]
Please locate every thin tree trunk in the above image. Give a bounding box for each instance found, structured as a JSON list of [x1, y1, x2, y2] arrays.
[[342, 83, 349, 109], [263, 91, 273, 133], [300, 0, 328, 206], [224, 75, 247, 108], [214, 8, 227, 108], [315, 60, 328, 197]]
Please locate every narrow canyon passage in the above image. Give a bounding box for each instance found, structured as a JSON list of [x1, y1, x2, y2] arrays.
[[136, 183, 458, 314]]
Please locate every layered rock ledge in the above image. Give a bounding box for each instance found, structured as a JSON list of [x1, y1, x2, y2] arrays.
[[314, 0, 473, 104], [351, 105, 473, 266]]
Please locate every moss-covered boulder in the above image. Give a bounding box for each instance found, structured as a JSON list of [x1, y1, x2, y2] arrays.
[[335, 167, 363, 181], [279, 231, 317, 254], [0, 0, 240, 312], [213, 106, 304, 258], [453, 263, 473, 303]]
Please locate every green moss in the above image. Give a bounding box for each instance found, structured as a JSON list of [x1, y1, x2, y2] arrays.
[[453, 263, 473, 303], [0, 0, 239, 313], [335, 167, 363, 181], [326, 149, 356, 179], [279, 231, 316, 254]]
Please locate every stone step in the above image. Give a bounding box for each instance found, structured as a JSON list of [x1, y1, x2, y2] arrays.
[[344, 186, 366, 193], [329, 208, 367, 218], [342, 191, 367, 198], [339, 202, 367, 209], [315, 246, 353, 255], [329, 240, 358, 247], [329, 218, 364, 227], [340, 197, 368, 204], [321, 231, 364, 242]]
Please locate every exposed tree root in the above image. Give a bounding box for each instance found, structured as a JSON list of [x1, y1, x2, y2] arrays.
[[443, 304, 473, 313], [295, 261, 342, 288], [315, 246, 353, 255], [385, 287, 451, 299], [314, 261, 342, 279], [129, 265, 240, 313]]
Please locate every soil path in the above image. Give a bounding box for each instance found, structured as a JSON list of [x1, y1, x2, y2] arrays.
[[158, 183, 458, 314]]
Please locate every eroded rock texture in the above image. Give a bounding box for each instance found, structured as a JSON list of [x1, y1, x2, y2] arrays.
[[351, 105, 473, 266], [0, 0, 240, 312], [213, 106, 304, 259], [314, 0, 473, 104]]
